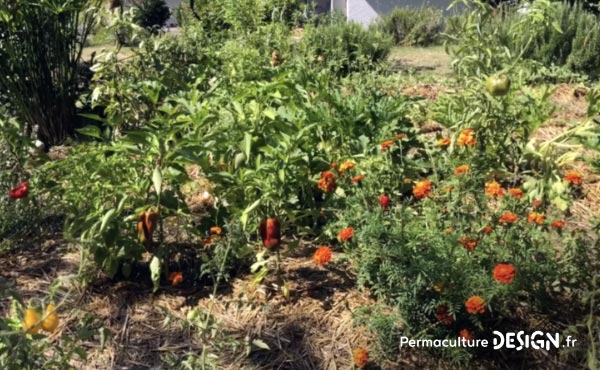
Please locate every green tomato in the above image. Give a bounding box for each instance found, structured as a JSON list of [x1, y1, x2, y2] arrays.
[[485, 75, 511, 96]]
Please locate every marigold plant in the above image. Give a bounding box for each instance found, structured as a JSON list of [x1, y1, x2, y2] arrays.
[[318, 171, 337, 193], [498, 212, 519, 223], [338, 227, 354, 242], [313, 246, 333, 266], [436, 137, 451, 147], [527, 212, 545, 225], [380, 140, 394, 152], [353, 347, 368, 368], [563, 171, 582, 184], [436, 304, 454, 324], [493, 263, 516, 284], [459, 236, 478, 251], [454, 165, 470, 175], [465, 296, 486, 314], [485, 181, 505, 196], [508, 188, 523, 199], [457, 129, 476, 147], [412, 179, 432, 200]]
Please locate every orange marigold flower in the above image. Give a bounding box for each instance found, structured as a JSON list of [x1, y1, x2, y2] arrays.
[[527, 212, 545, 225], [317, 171, 336, 193], [169, 272, 183, 286], [498, 212, 519, 224], [436, 304, 454, 325], [338, 227, 354, 242], [459, 329, 473, 341], [329, 162, 338, 169], [313, 246, 333, 266], [395, 133, 406, 140], [339, 160, 355, 173], [454, 165, 470, 175], [436, 137, 451, 147], [457, 129, 476, 147], [485, 181, 505, 197], [493, 263, 516, 284], [532, 199, 543, 208], [353, 347, 368, 368], [465, 295, 486, 314], [459, 237, 478, 251], [210, 226, 222, 235], [481, 226, 493, 234], [351, 174, 366, 184], [381, 140, 394, 153], [551, 220, 566, 229], [444, 228, 453, 234], [508, 188, 523, 199], [413, 179, 433, 200], [564, 171, 582, 185]]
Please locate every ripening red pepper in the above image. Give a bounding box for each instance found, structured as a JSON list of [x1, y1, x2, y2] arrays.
[[137, 210, 159, 245], [379, 194, 390, 210], [259, 218, 280, 249], [9, 181, 29, 199]]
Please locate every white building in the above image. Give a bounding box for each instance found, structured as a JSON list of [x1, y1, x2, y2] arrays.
[[325, 0, 455, 26], [158, 0, 455, 27]]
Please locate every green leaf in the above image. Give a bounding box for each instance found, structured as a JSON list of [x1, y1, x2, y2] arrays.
[[100, 209, 116, 233], [150, 256, 161, 292], [76, 125, 102, 139], [152, 167, 162, 196], [243, 132, 253, 159]]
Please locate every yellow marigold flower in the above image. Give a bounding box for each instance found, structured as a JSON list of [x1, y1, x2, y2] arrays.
[[457, 129, 476, 147], [527, 212, 545, 225], [413, 179, 432, 200], [353, 347, 368, 368], [436, 137, 451, 147], [485, 181, 505, 197], [338, 160, 355, 173], [454, 165, 470, 175]]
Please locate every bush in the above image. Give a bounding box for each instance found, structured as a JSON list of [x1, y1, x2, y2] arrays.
[[301, 15, 393, 76], [373, 7, 444, 46], [0, 0, 100, 146], [133, 0, 171, 32], [446, 0, 600, 79]]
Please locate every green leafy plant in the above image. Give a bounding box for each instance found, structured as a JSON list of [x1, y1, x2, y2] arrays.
[[0, 0, 101, 146]]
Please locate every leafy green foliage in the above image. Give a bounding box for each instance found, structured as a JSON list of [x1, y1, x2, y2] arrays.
[[0, 0, 101, 146], [133, 0, 171, 32], [373, 6, 444, 46]]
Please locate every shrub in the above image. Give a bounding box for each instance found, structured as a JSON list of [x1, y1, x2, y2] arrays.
[[373, 7, 444, 47], [0, 0, 101, 147], [301, 15, 393, 76], [133, 0, 171, 32]]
